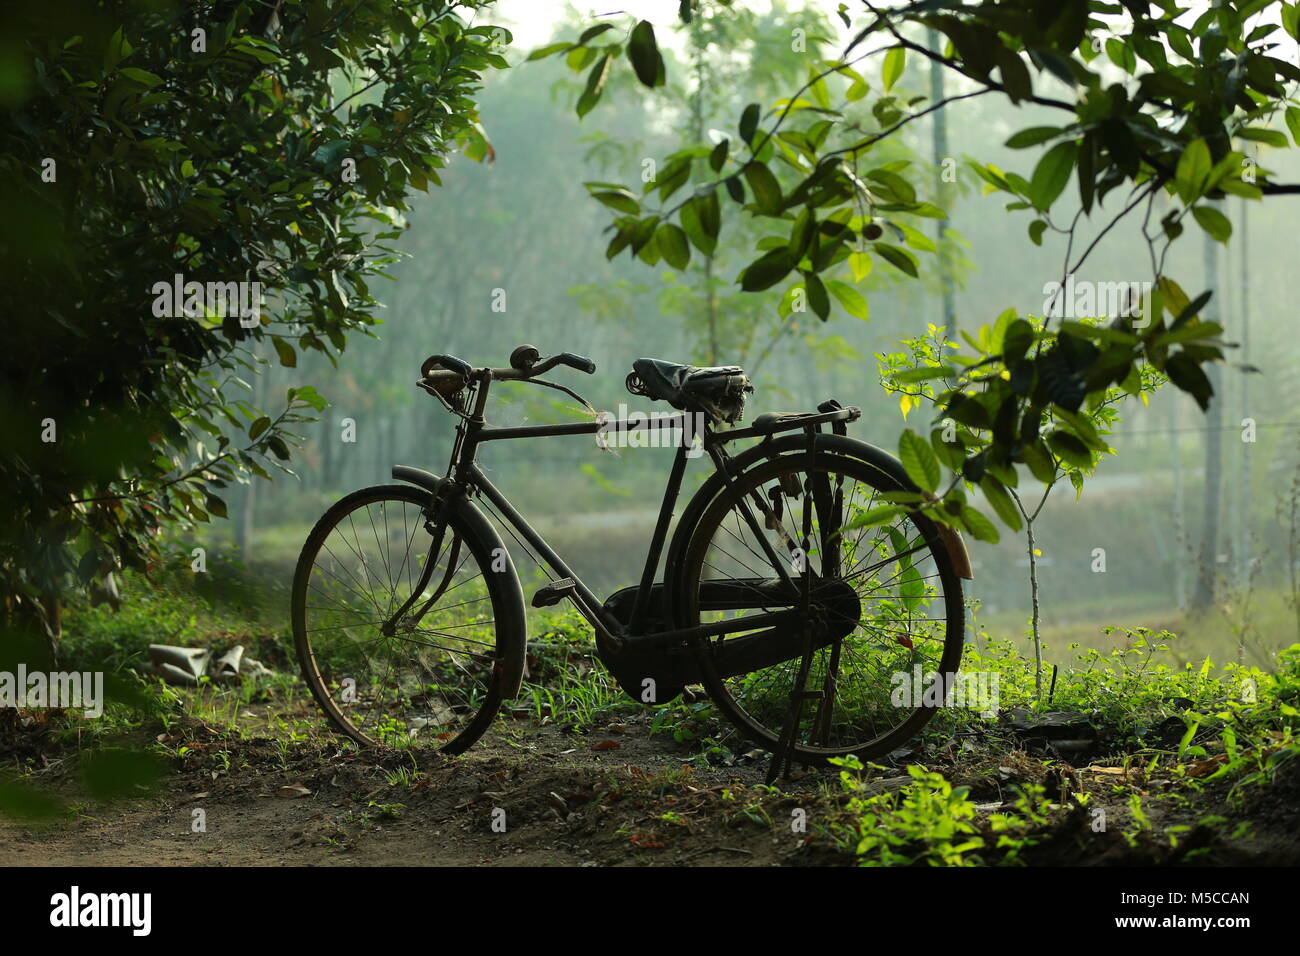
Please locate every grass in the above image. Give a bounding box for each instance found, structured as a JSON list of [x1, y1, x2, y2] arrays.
[[982, 584, 1300, 670], [8, 558, 1300, 866]]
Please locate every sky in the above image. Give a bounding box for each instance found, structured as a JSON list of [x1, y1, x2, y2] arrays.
[[492, 2, 704, 48], [490, 0, 845, 51], [487, 0, 1293, 61]]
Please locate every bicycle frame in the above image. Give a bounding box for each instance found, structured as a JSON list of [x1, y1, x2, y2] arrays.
[[415, 372, 811, 651]]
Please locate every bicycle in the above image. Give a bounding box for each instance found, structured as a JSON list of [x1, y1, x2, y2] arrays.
[[291, 345, 973, 778]]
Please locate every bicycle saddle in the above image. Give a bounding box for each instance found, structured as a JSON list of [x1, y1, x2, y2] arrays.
[[629, 358, 752, 423]]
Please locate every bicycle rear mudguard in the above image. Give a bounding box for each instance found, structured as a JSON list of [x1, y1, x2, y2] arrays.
[[390, 465, 529, 700]]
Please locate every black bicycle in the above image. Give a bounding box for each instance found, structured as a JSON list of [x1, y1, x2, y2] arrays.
[[291, 345, 972, 774]]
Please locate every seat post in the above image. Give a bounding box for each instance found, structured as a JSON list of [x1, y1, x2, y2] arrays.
[[628, 441, 691, 634]]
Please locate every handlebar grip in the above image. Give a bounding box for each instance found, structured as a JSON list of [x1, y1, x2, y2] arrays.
[[421, 354, 472, 378], [558, 352, 596, 374]]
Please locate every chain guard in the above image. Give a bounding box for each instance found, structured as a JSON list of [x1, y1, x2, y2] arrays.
[[598, 578, 861, 707]]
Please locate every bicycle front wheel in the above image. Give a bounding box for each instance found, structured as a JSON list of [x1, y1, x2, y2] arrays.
[[291, 483, 524, 754], [672, 451, 965, 764]]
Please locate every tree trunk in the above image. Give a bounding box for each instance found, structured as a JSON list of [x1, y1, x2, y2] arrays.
[[927, 28, 956, 335], [1026, 517, 1043, 701], [689, 24, 719, 365], [1193, 221, 1223, 610], [1169, 397, 1186, 611], [1235, 196, 1250, 592], [236, 478, 256, 555]]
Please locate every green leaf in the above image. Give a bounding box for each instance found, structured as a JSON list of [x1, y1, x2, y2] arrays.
[[867, 168, 916, 204], [627, 20, 664, 88], [104, 26, 130, 71], [1046, 430, 1093, 469], [589, 188, 639, 214], [576, 53, 613, 118], [1021, 440, 1057, 484], [959, 505, 1000, 543], [874, 242, 918, 277], [1105, 38, 1136, 73], [526, 42, 573, 62], [980, 477, 1022, 532], [848, 251, 872, 282], [204, 492, 228, 519], [708, 139, 729, 172], [566, 45, 597, 71], [267, 436, 291, 461], [1157, 276, 1190, 318], [119, 67, 163, 87], [289, 386, 328, 412], [893, 366, 953, 384], [996, 47, 1031, 103], [882, 47, 905, 92], [848, 504, 905, 532], [1165, 353, 1214, 411], [826, 280, 869, 320], [1286, 107, 1300, 147], [273, 337, 296, 368], [739, 248, 796, 291], [1175, 138, 1211, 203], [739, 103, 761, 145], [1236, 126, 1288, 148], [742, 161, 782, 214], [1028, 141, 1077, 211], [806, 273, 830, 320], [1005, 127, 1061, 149], [577, 23, 615, 45], [656, 223, 691, 269], [1051, 407, 1108, 451], [899, 428, 940, 493], [248, 416, 272, 440], [679, 196, 717, 256], [1191, 204, 1231, 243]]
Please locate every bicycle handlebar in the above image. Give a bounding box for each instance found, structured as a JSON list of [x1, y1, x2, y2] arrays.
[[419, 346, 596, 389]]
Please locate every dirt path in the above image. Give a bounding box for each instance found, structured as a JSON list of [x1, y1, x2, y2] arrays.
[[6, 696, 1300, 867], [0, 714, 843, 867]]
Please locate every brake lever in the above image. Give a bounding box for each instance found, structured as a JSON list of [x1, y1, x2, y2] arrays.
[[524, 376, 596, 416]]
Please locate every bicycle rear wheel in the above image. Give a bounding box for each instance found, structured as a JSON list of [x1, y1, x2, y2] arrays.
[[291, 483, 524, 753], [672, 450, 965, 764]]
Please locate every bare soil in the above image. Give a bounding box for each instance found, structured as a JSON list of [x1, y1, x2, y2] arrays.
[[3, 698, 1297, 867]]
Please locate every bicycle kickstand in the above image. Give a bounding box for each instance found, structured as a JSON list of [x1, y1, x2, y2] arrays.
[[765, 624, 822, 785]]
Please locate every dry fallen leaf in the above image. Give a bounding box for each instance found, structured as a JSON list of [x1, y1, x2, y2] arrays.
[[591, 740, 620, 751], [277, 783, 313, 798], [1185, 756, 1228, 778]]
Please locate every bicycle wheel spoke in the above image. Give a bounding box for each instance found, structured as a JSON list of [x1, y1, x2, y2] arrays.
[[295, 487, 507, 753], [682, 453, 962, 762]]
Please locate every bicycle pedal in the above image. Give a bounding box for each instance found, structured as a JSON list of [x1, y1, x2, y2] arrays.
[[532, 577, 577, 608]]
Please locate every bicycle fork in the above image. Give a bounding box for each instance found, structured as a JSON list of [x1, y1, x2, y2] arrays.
[[381, 492, 461, 637]]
